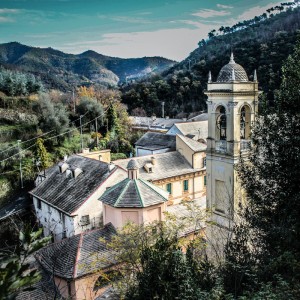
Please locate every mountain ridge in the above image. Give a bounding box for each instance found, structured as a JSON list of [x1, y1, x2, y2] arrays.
[[0, 42, 176, 90]]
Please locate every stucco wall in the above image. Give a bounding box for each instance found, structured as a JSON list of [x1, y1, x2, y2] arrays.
[[104, 203, 166, 228], [135, 147, 171, 157]]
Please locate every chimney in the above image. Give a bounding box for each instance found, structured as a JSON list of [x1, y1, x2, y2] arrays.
[[108, 162, 115, 172], [151, 156, 156, 165]]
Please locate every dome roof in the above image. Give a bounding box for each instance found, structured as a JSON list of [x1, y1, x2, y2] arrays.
[[217, 53, 248, 82], [127, 159, 139, 170]]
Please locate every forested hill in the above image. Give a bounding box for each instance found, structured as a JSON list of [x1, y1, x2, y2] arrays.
[[121, 3, 300, 118], [0, 42, 175, 90]]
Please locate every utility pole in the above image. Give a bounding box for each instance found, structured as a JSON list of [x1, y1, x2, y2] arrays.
[[17, 140, 23, 189], [72, 87, 76, 113], [161, 102, 165, 118], [80, 115, 83, 152], [95, 117, 99, 146]]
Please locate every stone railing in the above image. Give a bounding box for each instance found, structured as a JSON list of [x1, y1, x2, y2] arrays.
[[215, 140, 227, 153]]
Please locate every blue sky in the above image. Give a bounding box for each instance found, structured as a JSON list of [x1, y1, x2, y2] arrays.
[[0, 0, 283, 61]]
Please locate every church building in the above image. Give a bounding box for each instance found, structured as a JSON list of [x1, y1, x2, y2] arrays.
[[205, 53, 260, 232]]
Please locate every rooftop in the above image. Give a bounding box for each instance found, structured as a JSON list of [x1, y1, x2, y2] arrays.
[[100, 178, 169, 208], [130, 116, 186, 130], [135, 132, 176, 150], [36, 223, 117, 279], [114, 152, 198, 181], [169, 120, 208, 140], [30, 155, 117, 215], [177, 135, 207, 152]]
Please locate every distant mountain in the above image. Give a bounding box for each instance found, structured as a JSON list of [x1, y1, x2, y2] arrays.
[[0, 42, 175, 90]]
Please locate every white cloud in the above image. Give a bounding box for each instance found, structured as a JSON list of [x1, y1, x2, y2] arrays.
[[0, 16, 14, 23], [217, 4, 233, 9], [192, 9, 231, 18], [0, 8, 20, 14], [237, 1, 283, 21], [59, 24, 215, 61], [111, 16, 153, 24]]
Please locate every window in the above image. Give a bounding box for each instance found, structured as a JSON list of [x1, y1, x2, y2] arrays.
[[37, 199, 41, 209], [166, 183, 172, 194], [81, 215, 90, 226], [204, 176, 207, 186], [203, 157, 206, 168], [183, 180, 189, 191]]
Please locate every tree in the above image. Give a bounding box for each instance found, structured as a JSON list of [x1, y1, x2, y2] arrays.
[[0, 226, 50, 299], [224, 39, 300, 297], [35, 138, 51, 171]]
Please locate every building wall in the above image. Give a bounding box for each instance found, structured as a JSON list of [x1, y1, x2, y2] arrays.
[[72, 167, 127, 235], [33, 196, 75, 241], [33, 167, 127, 242], [103, 203, 166, 228], [78, 149, 111, 163], [166, 125, 181, 136]]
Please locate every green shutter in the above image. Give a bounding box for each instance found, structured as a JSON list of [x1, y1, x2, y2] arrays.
[[204, 175, 207, 186], [184, 180, 189, 191], [167, 183, 172, 194]]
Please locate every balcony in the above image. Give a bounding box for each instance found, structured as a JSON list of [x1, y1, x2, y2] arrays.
[[215, 140, 227, 153], [240, 140, 251, 152]]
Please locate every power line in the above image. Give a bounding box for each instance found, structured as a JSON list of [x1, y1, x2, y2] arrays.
[[0, 112, 107, 163]]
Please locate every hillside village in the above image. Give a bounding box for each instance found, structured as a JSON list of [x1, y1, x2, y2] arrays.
[[0, 1, 300, 299]]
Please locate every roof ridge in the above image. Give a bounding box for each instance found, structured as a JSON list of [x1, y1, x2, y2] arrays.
[[135, 179, 145, 207], [73, 232, 84, 278], [114, 178, 131, 207], [139, 178, 168, 201]]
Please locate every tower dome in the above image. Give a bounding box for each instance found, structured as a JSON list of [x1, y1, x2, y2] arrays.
[[216, 53, 248, 82]]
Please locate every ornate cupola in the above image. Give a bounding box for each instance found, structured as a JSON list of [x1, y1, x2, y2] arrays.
[[204, 53, 260, 229], [127, 159, 139, 179]]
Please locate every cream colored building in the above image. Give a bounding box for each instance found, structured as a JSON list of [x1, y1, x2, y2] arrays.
[[114, 135, 207, 206], [205, 53, 259, 230]]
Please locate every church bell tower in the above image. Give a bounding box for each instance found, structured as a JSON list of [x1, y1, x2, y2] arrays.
[[205, 53, 259, 229]]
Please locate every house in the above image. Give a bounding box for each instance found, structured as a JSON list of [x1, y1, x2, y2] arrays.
[[167, 120, 208, 142], [129, 116, 186, 133], [30, 155, 127, 242], [135, 132, 176, 157], [114, 136, 206, 205], [35, 223, 117, 300], [188, 113, 208, 122], [100, 159, 169, 228], [78, 148, 111, 163]]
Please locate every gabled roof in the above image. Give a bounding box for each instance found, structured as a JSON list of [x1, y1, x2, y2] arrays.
[[177, 135, 207, 152], [100, 178, 169, 208], [170, 121, 208, 140], [130, 116, 185, 130], [135, 132, 176, 150], [188, 113, 208, 122], [30, 155, 118, 215], [36, 223, 117, 279], [114, 152, 198, 181]]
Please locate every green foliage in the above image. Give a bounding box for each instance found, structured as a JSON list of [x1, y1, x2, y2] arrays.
[[35, 138, 50, 170], [111, 152, 127, 161], [77, 96, 104, 124], [0, 68, 43, 97], [34, 92, 69, 135], [224, 37, 300, 298], [0, 226, 51, 299]]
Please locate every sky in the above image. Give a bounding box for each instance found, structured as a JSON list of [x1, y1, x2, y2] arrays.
[[0, 0, 283, 61]]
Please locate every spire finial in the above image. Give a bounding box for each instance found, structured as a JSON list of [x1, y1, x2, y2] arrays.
[[208, 70, 212, 83], [253, 69, 257, 82], [231, 68, 236, 81], [230, 52, 235, 63]]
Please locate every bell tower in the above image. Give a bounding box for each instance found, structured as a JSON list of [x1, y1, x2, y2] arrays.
[[205, 53, 259, 229]]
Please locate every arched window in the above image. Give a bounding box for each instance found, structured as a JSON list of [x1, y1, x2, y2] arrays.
[[216, 106, 227, 140], [240, 106, 246, 139], [240, 105, 251, 140]]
